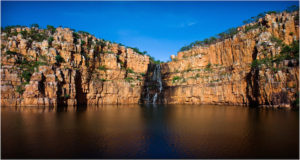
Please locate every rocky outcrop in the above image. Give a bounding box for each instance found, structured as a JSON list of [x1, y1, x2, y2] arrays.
[[1, 11, 299, 107], [161, 11, 299, 107], [1, 27, 149, 106]]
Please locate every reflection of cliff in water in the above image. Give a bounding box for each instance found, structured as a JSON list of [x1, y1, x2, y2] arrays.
[[2, 105, 299, 158]]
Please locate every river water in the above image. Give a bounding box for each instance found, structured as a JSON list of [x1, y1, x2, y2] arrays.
[[1, 105, 299, 158]]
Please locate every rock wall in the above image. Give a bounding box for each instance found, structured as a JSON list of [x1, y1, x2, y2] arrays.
[[1, 27, 149, 106], [161, 11, 299, 107], [1, 11, 299, 107]]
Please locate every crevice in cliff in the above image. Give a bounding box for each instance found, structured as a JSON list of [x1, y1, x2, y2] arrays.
[[97, 81, 104, 105], [38, 73, 46, 96], [56, 68, 69, 106], [57, 79, 67, 106], [246, 46, 261, 107], [124, 51, 129, 78], [56, 68, 70, 106], [75, 70, 87, 107]]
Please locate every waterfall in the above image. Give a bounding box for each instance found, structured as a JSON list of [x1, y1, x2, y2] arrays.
[[143, 63, 163, 104], [152, 93, 158, 104], [151, 64, 163, 104], [156, 65, 163, 94], [146, 87, 150, 103]]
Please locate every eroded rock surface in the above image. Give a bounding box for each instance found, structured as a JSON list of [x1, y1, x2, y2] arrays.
[[1, 27, 149, 106], [161, 11, 299, 107], [1, 11, 299, 107]]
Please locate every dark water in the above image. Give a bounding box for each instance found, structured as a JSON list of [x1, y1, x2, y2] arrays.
[[1, 105, 299, 159]]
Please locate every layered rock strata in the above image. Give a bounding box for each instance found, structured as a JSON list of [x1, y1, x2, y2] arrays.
[[1, 27, 149, 106], [161, 11, 299, 107], [1, 11, 299, 107]]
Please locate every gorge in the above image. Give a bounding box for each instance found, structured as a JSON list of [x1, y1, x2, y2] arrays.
[[1, 11, 299, 108]]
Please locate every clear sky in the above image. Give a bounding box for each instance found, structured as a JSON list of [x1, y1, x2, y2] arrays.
[[1, 1, 298, 61]]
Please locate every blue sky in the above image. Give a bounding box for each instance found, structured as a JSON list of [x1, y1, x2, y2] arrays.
[[1, 1, 298, 61]]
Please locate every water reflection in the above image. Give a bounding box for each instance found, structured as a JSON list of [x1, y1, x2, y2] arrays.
[[2, 105, 299, 158]]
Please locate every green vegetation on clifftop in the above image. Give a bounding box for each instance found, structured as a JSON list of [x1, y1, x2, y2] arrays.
[[178, 5, 299, 52]]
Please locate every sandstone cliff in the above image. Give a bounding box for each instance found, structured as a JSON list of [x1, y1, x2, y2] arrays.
[[161, 11, 299, 107], [1, 11, 299, 107], [1, 27, 150, 106]]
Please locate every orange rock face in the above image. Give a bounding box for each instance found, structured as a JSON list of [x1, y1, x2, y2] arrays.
[[1, 26, 149, 106], [1, 12, 299, 107], [161, 11, 299, 107]]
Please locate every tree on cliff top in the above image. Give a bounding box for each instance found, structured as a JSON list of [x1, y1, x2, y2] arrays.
[[47, 25, 56, 34], [30, 24, 39, 28]]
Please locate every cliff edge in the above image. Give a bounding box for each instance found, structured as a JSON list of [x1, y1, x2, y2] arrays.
[[1, 27, 150, 106], [161, 11, 299, 107], [1, 11, 299, 107]]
